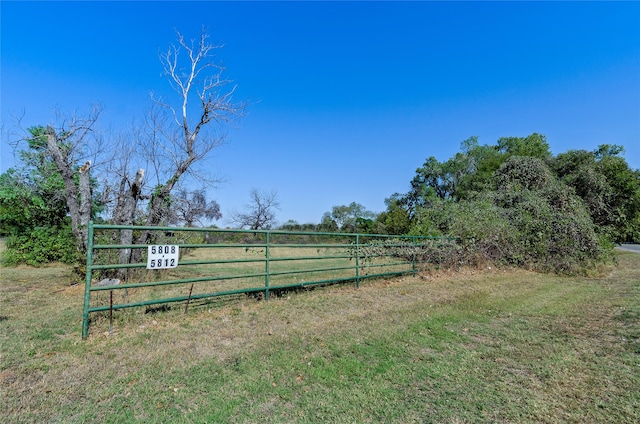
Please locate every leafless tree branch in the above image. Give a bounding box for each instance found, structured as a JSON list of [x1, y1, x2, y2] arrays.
[[132, 27, 246, 247], [229, 189, 281, 230]]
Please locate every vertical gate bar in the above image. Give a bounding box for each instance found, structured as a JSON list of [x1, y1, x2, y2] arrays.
[[355, 234, 360, 288], [412, 236, 417, 276], [184, 283, 195, 313], [82, 221, 94, 339], [265, 231, 270, 300], [109, 290, 114, 334]]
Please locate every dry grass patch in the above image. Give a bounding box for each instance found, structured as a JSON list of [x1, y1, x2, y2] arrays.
[[1, 250, 638, 423]]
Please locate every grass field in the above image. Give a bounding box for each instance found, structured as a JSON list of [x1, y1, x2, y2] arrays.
[[1, 246, 638, 423]]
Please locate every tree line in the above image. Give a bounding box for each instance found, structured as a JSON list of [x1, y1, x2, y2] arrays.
[[286, 137, 639, 238], [312, 134, 639, 274]]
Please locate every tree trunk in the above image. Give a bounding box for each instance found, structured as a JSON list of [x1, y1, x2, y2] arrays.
[[113, 169, 145, 272], [136, 162, 193, 247], [46, 127, 92, 253]]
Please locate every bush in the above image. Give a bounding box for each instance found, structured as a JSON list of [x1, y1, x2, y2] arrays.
[[2, 225, 80, 266], [491, 189, 604, 274], [411, 197, 520, 269], [409, 157, 610, 274]]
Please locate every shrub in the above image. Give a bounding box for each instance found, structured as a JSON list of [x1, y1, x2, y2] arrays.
[[410, 197, 520, 269], [2, 224, 80, 266]]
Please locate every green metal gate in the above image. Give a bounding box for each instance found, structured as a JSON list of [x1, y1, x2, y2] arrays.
[[82, 222, 452, 338]]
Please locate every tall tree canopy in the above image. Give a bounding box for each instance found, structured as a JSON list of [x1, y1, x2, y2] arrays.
[[405, 133, 553, 211], [323, 202, 377, 233]]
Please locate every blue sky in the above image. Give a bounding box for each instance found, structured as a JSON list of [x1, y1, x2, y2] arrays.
[[2, 1, 639, 225]]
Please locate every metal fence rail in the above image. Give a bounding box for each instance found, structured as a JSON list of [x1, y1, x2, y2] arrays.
[[82, 222, 452, 338]]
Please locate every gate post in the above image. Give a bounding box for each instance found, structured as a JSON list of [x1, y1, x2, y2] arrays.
[[82, 221, 94, 339], [355, 234, 360, 288], [264, 231, 270, 300]]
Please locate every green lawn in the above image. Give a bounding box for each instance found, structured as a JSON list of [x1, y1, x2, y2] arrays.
[[1, 251, 638, 423]]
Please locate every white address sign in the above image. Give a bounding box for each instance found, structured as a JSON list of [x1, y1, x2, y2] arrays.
[[147, 245, 179, 269]]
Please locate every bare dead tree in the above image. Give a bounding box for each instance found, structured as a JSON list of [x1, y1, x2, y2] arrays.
[[229, 189, 281, 230], [102, 127, 147, 226], [135, 28, 246, 245], [84, 123, 151, 277]]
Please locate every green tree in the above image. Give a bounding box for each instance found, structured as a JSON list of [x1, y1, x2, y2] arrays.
[[408, 154, 465, 204], [496, 133, 551, 158], [0, 169, 64, 236], [355, 217, 378, 234], [552, 145, 640, 243], [594, 146, 640, 243], [377, 195, 411, 235], [328, 202, 376, 232], [0, 127, 68, 236], [406, 134, 553, 210], [0, 126, 85, 264], [318, 212, 339, 232], [456, 137, 505, 198]]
